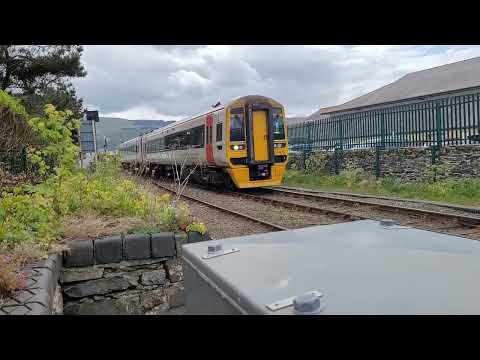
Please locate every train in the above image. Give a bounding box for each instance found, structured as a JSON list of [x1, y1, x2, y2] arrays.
[[118, 95, 289, 188]]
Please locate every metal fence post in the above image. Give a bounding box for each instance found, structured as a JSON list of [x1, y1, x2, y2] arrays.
[[380, 111, 386, 149], [431, 145, 437, 165], [339, 118, 344, 150], [334, 148, 341, 175], [435, 100, 442, 147], [375, 146, 381, 178]]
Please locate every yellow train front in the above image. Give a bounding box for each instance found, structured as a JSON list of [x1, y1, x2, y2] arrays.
[[223, 95, 288, 188], [119, 95, 289, 189]]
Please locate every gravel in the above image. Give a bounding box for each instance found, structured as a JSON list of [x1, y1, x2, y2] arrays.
[[147, 183, 275, 240], [259, 189, 480, 240], [171, 183, 348, 230]]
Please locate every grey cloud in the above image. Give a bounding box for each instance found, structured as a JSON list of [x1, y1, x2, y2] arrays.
[[74, 45, 480, 119]]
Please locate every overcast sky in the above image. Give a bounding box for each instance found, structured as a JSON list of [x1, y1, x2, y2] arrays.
[[73, 45, 480, 120]]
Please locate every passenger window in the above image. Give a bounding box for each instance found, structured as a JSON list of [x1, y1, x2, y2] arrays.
[[272, 109, 285, 140], [230, 109, 245, 142], [216, 123, 222, 142]]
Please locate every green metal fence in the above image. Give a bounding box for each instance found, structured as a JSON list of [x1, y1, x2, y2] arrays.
[[0, 149, 28, 174], [288, 92, 480, 152]]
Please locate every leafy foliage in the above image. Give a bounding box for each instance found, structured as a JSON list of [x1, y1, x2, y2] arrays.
[[0, 45, 86, 93], [0, 45, 86, 121], [186, 222, 207, 235], [27, 104, 80, 176], [0, 89, 36, 152]]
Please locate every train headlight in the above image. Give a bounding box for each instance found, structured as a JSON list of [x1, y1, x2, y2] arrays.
[[233, 145, 239, 150], [231, 145, 244, 150], [274, 143, 286, 148]]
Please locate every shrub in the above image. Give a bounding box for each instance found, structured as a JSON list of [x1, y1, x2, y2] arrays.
[[27, 104, 80, 176], [0, 89, 36, 153], [186, 222, 207, 235]]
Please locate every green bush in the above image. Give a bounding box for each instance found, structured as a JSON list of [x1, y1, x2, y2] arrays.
[[27, 104, 80, 176], [186, 222, 207, 235], [0, 154, 195, 259]]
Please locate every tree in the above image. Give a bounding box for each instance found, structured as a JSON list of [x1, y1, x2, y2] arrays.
[[0, 45, 86, 119], [0, 46, 86, 93]]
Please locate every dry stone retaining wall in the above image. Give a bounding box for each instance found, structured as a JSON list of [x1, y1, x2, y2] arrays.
[[0, 231, 209, 315], [61, 232, 187, 315], [288, 145, 480, 182]]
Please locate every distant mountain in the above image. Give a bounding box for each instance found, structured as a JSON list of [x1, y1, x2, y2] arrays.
[[95, 117, 174, 150]]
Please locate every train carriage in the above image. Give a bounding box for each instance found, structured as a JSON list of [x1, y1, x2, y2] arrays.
[[118, 95, 288, 188]]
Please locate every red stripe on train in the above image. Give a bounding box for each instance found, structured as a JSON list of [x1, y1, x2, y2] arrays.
[[206, 114, 216, 166]]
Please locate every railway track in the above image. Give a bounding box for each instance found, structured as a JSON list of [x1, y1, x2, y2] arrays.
[[148, 175, 480, 240], [270, 185, 480, 215], [153, 181, 289, 232], [263, 186, 480, 227], [248, 186, 480, 239]]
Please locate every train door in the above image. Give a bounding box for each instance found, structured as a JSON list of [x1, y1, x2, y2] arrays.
[[205, 114, 215, 165], [213, 112, 225, 165], [252, 110, 269, 161]]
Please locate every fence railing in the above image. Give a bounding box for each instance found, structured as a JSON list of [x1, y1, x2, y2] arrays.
[[288, 92, 480, 152], [0, 149, 28, 174]]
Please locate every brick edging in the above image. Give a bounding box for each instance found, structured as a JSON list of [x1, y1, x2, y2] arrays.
[[0, 253, 62, 315]]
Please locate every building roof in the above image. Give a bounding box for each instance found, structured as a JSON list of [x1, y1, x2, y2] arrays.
[[286, 117, 307, 125], [310, 56, 480, 118]]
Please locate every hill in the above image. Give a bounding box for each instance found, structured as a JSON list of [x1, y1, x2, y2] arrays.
[[95, 117, 174, 150]]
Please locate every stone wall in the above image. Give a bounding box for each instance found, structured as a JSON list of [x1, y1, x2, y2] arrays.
[[61, 232, 189, 315], [1, 230, 208, 315], [287, 145, 480, 182], [62, 258, 184, 315]]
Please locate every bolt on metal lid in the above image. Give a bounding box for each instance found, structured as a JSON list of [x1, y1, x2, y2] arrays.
[[293, 292, 322, 315], [207, 244, 223, 254]]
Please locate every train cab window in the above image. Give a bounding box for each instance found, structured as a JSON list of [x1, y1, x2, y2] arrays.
[[216, 123, 222, 142], [230, 109, 245, 142], [272, 108, 285, 140]]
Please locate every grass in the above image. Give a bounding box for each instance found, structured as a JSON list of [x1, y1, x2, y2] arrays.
[[0, 154, 196, 297], [283, 169, 480, 206]]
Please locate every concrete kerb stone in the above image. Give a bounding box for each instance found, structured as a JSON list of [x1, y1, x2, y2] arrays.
[[95, 235, 122, 264], [62, 232, 179, 268], [151, 233, 176, 258], [123, 234, 151, 260], [174, 232, 188, 257], [63, 240, 94, 267]]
